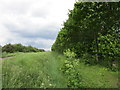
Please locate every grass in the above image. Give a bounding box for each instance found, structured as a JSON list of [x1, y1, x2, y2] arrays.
[[1, 52, 18, 58], [2, 52, 119, 88], [2, 52, 67, 88], [76, 62, 118, 88]]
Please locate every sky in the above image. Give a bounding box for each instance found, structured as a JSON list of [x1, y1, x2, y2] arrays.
[[0, 0, 75, 51]]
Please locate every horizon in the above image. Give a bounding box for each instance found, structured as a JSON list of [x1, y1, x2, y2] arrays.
[[0, 43, 50, 51]]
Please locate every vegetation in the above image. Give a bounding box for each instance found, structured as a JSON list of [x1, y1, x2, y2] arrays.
[[2, 52, 67, 88], [1, 52, 19, 58], [1, 2, 119, 89], [52, 2, 120, 71], [2, 43, 45, 53], [2, 52, 118, 88]]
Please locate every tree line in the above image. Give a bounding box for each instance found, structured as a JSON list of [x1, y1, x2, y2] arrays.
[[2, 43, 45, 53], [52, 2, 120, 70]]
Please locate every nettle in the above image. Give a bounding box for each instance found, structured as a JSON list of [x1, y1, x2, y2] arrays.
[[63, 49, 76, 59], [61, 59, 82, 88], [61, 49, 83, 88]]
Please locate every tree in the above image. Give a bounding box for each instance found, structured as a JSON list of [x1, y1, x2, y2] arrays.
[[2, 44, 15, 53], [52, 2, 120, 69], [2, 44, 45, 53], [13, 44, 24, 52]]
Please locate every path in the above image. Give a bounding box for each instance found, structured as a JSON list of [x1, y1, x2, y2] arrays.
[[0, 56, 13, 60]]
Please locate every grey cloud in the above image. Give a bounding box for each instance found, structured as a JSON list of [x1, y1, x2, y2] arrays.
[[4, 23, 59, 40], [15, 29, 58, 40]]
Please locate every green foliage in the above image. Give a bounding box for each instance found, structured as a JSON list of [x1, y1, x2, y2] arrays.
[[2, 43, 45, 53], [63, 49, 76, 59], [2, 44, 15, 53], [82, 53, 96, 65], [97, 33, 119, 61], [92, 33, 119, 71], [61, 58, 83, 88], [52, 2, 120, 70]]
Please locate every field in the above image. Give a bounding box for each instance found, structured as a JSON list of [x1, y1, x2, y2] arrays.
[[2, 52, 119, 88]]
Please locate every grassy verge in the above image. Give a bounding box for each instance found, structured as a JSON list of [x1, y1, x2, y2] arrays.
[[61, 58, 118, 88], [2, 52, 67, 88], [77, 62, 118, 88], [1, 52, 20, 58], [2, 52, 118, 88]]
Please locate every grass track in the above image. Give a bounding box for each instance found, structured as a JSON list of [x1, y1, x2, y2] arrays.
[[2, 52, 67, 88], [2, 52, 118, 88]]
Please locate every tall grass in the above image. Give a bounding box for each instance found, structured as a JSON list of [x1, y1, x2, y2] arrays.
[[2, 52, 118, 88], [1, 52, 19, 58], [77, 62, 118, 88], [2, 52, 67, 88]]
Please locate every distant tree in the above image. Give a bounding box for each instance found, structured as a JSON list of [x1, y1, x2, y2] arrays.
[[2, 44, 45, 53], [2, 44, 15, 53], [13, 44, 24, 52], [0, 45, 2, 55], [37, 49, 45, 52], [0, 45, 2, 51]]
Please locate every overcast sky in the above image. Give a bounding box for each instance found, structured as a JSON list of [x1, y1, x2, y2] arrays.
[[0, 0, 75, 51]]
